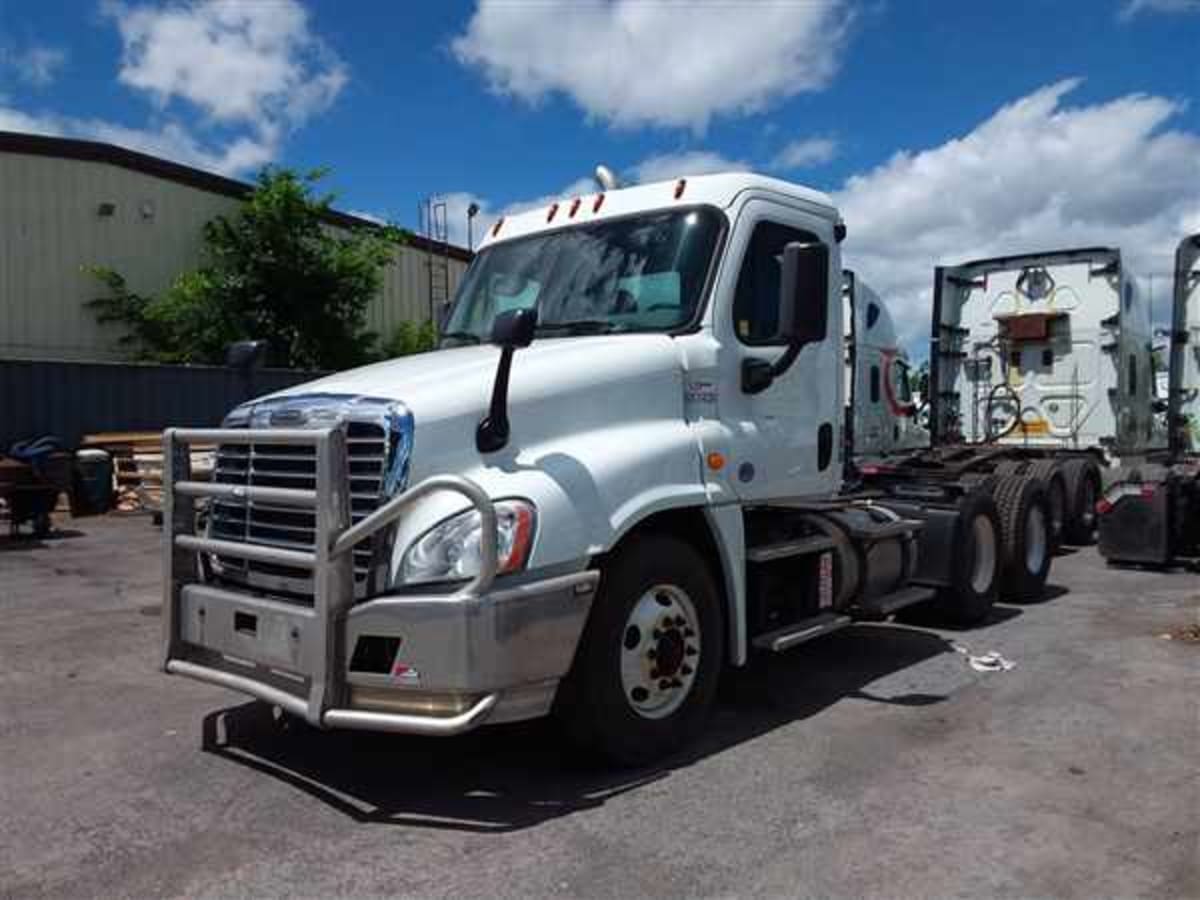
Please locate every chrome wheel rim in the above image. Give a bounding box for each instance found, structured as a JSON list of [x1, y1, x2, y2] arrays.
[[1025, 504, 1047, 573], [619, 584, 701, 720], [971, 515, 997, 594]]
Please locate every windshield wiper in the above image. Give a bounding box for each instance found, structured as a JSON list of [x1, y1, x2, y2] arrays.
[[439, 330, 482, 345], [535, 320, 623, 335]]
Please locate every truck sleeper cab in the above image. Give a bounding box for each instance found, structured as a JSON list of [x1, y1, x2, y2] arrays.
[[163, 172, 1002, 765], [1098, 233, 1200, 566]]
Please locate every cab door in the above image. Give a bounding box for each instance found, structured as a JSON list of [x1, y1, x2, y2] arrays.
[[715, 199, 842, 501]]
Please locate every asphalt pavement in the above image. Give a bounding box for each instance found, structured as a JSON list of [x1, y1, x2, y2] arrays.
[[1, 514, 1197, 899]]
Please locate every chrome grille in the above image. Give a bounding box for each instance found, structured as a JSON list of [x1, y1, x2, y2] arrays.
[[209, 420, 391, 603]]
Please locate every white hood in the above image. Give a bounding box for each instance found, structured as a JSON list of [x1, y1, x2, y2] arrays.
[[264, 334, 688, 479]]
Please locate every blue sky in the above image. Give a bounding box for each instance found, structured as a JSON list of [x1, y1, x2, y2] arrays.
[[3, 0, 1199, 342]]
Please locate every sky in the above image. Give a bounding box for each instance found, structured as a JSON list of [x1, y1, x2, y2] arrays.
[[2, 0, 1199, 351]]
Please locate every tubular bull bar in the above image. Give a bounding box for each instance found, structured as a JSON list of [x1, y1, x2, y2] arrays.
[[161, 425, 502, 735]]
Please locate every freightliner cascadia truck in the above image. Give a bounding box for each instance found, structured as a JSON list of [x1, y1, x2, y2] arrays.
[[1098, 233, 1200, 566], [163, 172, 1032, 765]]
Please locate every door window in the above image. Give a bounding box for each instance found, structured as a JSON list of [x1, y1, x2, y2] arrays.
[[733, 220, 819, 345]]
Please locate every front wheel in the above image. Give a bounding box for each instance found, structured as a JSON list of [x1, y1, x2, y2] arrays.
[[556, 534, 724, 767]]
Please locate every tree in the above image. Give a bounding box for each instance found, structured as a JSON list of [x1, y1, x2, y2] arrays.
[[88, 167, 406, 369]]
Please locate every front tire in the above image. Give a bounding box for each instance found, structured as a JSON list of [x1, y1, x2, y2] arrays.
[[556, 534, 724, 767]]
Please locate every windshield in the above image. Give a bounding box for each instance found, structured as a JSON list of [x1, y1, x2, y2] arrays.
[[442, 208, 723, 343]]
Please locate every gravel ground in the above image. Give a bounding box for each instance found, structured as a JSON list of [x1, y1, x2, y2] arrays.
[[1, 513, 1197, 899]]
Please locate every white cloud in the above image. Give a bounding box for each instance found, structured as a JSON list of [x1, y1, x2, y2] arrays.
[[835, 79, 1200, 348], [631, 150, 748, 183], [0, 1, 345, 178], [0, 104, 275, 175], [452, 0, 849, 131], [770, 136, 837, 170], [1118, 0, 1200, 20], [104, 0, 346, 130], [1, 44, 67, 86]]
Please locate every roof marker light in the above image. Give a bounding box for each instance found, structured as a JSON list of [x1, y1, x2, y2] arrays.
[[547, 202, 559, 223], [593, 193, 605, 213], [674, 178, 687, 199], [491, 216, 505, 237], [568, 197, 581, 218]]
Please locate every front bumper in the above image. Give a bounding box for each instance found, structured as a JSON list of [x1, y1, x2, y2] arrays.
[[166, 569, 599, 735]]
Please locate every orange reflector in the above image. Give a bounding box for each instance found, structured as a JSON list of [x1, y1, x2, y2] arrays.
[[706, 452, 725, 471], [547, 203, 559, 222], [491, 216, 505, 237], [569, 197, 581, 217], [674, 178, 687, 199], [593, 193, 605, 213]]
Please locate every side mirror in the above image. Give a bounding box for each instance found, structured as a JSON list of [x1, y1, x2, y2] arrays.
[[778, 241, 829, 345], [491, 307, 537, 349], [743, 242, 829, 394], [225, 339, 267, 372], [477, 307, 539, 453]]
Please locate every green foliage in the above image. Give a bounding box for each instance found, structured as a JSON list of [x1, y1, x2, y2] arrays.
[[377, 319, 438, 358], [87, 167, 410, 369]]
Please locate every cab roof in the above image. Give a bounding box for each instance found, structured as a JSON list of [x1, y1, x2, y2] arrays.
[[476, 171, 837, 250]]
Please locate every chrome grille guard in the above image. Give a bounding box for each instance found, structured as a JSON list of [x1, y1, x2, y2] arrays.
[[161, 425, 498, 731]]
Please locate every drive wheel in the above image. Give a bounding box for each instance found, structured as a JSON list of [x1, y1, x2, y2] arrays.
[[1028, 459, 1068, 554], [1061, 457, 1102, 545], [932, 489, 1001, 625], [994, 475, 1052, 601], [556, 534, 724, 767]]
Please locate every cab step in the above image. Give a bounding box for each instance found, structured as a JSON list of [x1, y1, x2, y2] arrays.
[[752, 611, 852, 652], [747, 534, 836, 564], [855, 585, 936, 618]]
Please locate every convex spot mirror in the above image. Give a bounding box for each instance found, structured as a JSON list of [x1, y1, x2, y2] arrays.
[[777, 241, 829, 346]]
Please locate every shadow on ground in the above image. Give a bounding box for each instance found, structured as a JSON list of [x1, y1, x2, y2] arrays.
[[202, 623, 967, 833]]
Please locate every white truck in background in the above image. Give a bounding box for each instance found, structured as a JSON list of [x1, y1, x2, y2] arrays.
[[1098, 233, 1200, 566], [857, 248, 1161, 560], [162, 171, 1026, 766], [843, 271, 928, 460]]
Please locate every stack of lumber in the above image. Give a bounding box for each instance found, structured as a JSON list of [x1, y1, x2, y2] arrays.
[[80, 432, 214, 512]]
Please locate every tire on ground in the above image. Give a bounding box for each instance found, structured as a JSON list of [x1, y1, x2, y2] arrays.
[[931, 489, 1001, 626], [1061, 457, 1102, 545], [1027, 458, 1068, 554], [556, 533, 724, 767], [993, 474, 1052, 602]]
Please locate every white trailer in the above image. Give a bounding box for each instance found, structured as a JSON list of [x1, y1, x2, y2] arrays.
[[162, 172, 1035, 765]]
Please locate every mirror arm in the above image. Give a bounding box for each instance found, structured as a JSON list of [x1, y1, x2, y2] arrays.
[[769, 340, 803, 379], [476, 347, 515, 453]]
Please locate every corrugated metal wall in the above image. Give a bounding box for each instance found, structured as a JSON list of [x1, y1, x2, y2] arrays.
[[0, 358, 327, 448], [0, 151, 468, 362]]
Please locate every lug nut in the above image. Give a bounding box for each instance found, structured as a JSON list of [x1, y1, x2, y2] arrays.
[[650, 668, 660, 679], [658, 679, 671, 690], [681, 665, 693, 676], [685, 645, 697, 656], [684, 628, 695, 638], [647, 649, 657, 659], [674, 616, 686, 627]]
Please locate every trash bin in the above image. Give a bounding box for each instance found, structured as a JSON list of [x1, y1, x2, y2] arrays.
[[72, 449, 114, 516]]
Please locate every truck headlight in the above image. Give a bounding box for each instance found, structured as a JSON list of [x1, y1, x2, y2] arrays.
[[399, 499, 535, 585]]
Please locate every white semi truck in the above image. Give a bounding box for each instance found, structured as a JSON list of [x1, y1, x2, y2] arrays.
[[1097, 233, 1200, 566], [843, 271, 928, 460], [163, 172, 1039, 765], [857, 248, 1161, 559]]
